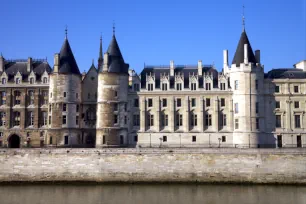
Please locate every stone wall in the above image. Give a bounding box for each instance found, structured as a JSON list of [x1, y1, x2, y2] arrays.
[[0, 148, 306, 184]]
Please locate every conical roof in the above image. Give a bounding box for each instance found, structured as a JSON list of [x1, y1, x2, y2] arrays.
[[232, 30, 257, 66], [107, 35, 123, 60], [58, 39, 81, 75]]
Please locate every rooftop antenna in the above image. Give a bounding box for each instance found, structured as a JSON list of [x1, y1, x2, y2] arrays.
[[65, 25, 68, 39], [242, 4, 245, 32]]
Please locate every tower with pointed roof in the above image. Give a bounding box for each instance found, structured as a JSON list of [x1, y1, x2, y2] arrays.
[[48, 29, 83, 147], [98, 35, 103, 71], [96, 29, 130, 147]]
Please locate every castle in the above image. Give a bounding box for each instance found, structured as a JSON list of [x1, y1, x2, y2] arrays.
[[0, 25, 305, 148]]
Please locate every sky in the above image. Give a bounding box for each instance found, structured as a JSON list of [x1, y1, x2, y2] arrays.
[[0, 0, 305, 74]]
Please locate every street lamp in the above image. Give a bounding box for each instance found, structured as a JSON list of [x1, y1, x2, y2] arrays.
[[218, 138, 221, 148]]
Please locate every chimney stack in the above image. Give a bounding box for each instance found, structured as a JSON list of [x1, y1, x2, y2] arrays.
[[0, 55, 4, 73], [198, 60, 202, 76], [244, 44, 249, 64], [27, 57, 32, 72], [255, 50, 261, 64], [170, 60, 174, 76], [102, 53, 109, 72], [53, 53, 60, 73], [223, 50, 228, 70]]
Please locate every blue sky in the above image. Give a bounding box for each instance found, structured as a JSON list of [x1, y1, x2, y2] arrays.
[[0, 0, 305, 73]]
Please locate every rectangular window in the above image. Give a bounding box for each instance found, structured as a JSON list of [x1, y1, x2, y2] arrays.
[[76, 116, 79, 125], [256, 118, 260, 130], [62, 115, 66, 125], [49, 136, 53, 145], [256, 102, 259, 114], [220, 83, 226, 90], [162, 99, 167, 107], [76, 104, 79, 112], [29, 112, 34, 126], [235, 118, 239, 129], [76, 93, 78, 99], [49, 104, 52, 112], [295, 115, 301, 128], [192, 136, 196, 142], [49, 116, 51, 125], [176, 83, 182, 91], [205, 83, 211, 90], [205, 114, 212, 126], [163, 136, 167, 142], [206, 98, 211, 107], [234, 80, 239, 90], [176, 114, 183, 126], [177, 98, 181, 107], [191, 113, 197, 126], [134, 99, 139, 107], [191, 98, 196, 107], [148, 99, 153, 107], [14, 112, 20, 126], [15, 91, 21, 105], [275, 85, 280, 93], [162, 83, 168, 91], [0, 112, 6, 126], [294, 86, 299, 93], [28, 90, 35, 105], [114, 115, 118, 124], [275, 115, 282, 128], [0, 91, 6, 105], [134, 136, 138, 142], [148, 114, 154, 126], [63, 104, 67, 111], [124, 116, 127, 125], [148, 83, 153, 91], [220, 114, 227, 126], [222, 136, 226, 142], [114, 103, 118, 111], [64, 92, 66, 97], [275, 101, 280, 109], [161, 114, 168, 126], [103, 135, 106, 144], [255, 80, 258, 90], [235, 103, 239, 114], [221, 98, 225, 107], [133, 114, 140, 126], [191, 83, 197, 91], [42, 112, 47, 126], [294, 101, 299, 109], [64, 136, 69, 145]]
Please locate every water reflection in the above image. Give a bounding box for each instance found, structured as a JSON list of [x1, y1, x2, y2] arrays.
[[0, 184, 306, 204]]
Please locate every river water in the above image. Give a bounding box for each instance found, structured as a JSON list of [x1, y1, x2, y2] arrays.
[[0, 184, 305, 204]]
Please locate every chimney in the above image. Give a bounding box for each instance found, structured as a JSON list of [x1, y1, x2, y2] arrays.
[[244, 44, 249, 64], [102, 53, 109, 72], [255, 50, 261, 64], [170, 60, 174, 76], [0, 55, 4, 72], [53, 53, 60, 73], [223, 50, 228, 71], [198, 60, 202, 76], [27, 57, 32, 72]]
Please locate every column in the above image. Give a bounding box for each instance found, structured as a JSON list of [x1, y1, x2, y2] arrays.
[[140, 96, 146, 132], [184, 96, 189, 132]]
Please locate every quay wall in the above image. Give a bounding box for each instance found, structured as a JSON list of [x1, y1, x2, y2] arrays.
[[0, 148, 306, 184]]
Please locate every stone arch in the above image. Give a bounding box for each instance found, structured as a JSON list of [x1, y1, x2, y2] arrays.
[[8, 134, 20, 148]]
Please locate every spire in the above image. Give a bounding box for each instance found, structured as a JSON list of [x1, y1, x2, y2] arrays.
[[113, 21, 115, 36], [65, 25, 68, 39], [242, 5, 245, 32], [98, 35, 103, 70]]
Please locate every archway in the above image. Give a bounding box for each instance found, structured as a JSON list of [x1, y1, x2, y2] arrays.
[[9, 134, 20, 148]]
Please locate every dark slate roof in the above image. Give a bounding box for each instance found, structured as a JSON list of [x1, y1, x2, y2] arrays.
[[232, 30, 257, 66], [106, 35, 129, 74], [58, 39, 81, 75], [140, 65, 218, 89], [265, 68, 306, 79], [2, 61, 52, 82]]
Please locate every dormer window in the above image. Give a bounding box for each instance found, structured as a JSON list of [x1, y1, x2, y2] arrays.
[[191, 83, 197, 91], [16, 78, 21, 84], [205, 83, 211, 90], [1, 78, 6, 85], [133, 84, 140, 91], [162, 83, 168, 91], [220, 83, 226, 90], [148, 83, 153, 91], [43, 77, 48, 84], [29, 78, 34, 84], [176, 83, 182, 91]]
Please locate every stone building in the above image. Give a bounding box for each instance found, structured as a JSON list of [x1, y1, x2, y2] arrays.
[[0, 24, 305, 148]]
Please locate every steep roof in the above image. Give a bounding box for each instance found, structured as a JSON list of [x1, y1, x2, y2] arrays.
[[265, 68, 306, 79], [232, 30, 257, 66], [58, 39, 81, 75]]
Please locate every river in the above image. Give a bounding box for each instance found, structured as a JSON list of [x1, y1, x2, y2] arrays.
[[0, 184, 305, 204]]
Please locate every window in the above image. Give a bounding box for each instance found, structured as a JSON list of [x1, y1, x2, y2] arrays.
[[163, 136, 167, 142], [64, 136, 69, 145], [191, 98, 196, 107], [62, 115, 66, 125], [221, 98, 225, 107], [255, 80, 258, 90], [42, 112, 47, 126], [275, 101, 280, 109], [28, 90, 34, 105], [134, 99, 139, 107], [63, 104, 67, 111], [49, 116, 51, 125], [43, 77, 48, 84], [148, 114, 154, 126], [76, 93, 78, 99], [49, 104, 52, 112], [295, 115, 301, 128], [294, 101, 299, 109], [205, 114, 212, 126], [124, 116, 127, 125], [134, 136, 138, 142], [275, 115, 282, 128], [206, 98, 211, 107], [42, 90, 48, 105], [133, 84, 140, 91], [114, 115, 118, 124], [220, 83, 226, 90], [162, 83, 168, 91], [114, 103, 118, 111], [192, 136, 196, 142], [205, 83, 211, 90], [162, 99, 167, 107], [161, 114, 168, 126], [148, 99, 153, 107], [176, 114, 183, 126], [64, 92, 66, 97], [133, 114, 140, 126], [191, 83, 197, 91], [15, 91, 21, 105], [76, 105, 79, 112], [191, 113, 197, 126], [148, 83, 153, 91], [103, 136, 106, 144], [234, 80, 238, 90], [49, 136, 53, 145], [29, 112, 34, 126], [294, 86, 299, 93], [220, 114, 227, 126], [14, 112, 20, 126], [0, 91, 6, 105], [256, 102, 259, 114], [30, 78, 34, 84], [235, 103, 239, 114], [124, 104, 127, 111], [235, 118, 239, 129], [256, 118, 260, 130], [0, 112, 6, 126], [177, 98, 181, 107], [176, 83, 182, 91], [1, 78, 6, 84], [0, 132, 3, 137], [222, 136, 226, 142], [16, 78, 21, 84], [114, 91, 117, 97], [275, 85, 280, 93], [76, 116, 79, 125]]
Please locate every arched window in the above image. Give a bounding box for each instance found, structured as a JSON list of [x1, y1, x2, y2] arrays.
[[1, 78, 6, 84], [43, 77, 48, 84], [29, 78, 34, 84]]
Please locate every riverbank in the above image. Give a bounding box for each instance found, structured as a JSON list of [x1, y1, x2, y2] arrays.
[[0, 148, 305, 184]]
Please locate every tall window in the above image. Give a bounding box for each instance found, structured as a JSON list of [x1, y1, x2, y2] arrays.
[[15, 91, 21, 105], [16, 78, 21, 84], [235, 118, 239, 129], [14, 112, 20, 126], [234, 80, 239, 90], [256, 102, 259, 114], [295, 115, 301, 128], [63, 103, 67, 112], [176, 114, 183, 126], [30, 78, 34, 84], [114, 115, 118, 124], [191, 113, 197, 126], [148, 114, 154, 126], [28, 90, 34, 105], [133, 114, 140, 126], [76, 116, 79, 125], [43, 77, 48, 84], [1, 78, 6, 84], [162, 99, 167, 107], [275, 115, 282, 128], [256, 118, 260, 130], [191, 83, 197, 91], [191, 98, 196, 107], [275, 101, 280, 109], [76, 104, 79, 112], [220, 83, 226, 90], [0, 91, 6, 105], [220, 113, 227, 127], [294, 101, 300, 109], [29, 112, 34, 126], [148, 83, 153, 91], [235, 103, 239, 114], [255, 80, 258, 90], [206, 98, 211, 107], [64, 92, 67, 97], [0, 112, 6, 126], [134, 99, 139, 107], [62, 115, 67, 125], [205, 83, 211, 90], [161, 114, 168, 126], [177, 98, 181, 107], [294, 85, 299, 93], [162, 83, 168, 91], [148, 99, 153, 107], [42, 90, 48, 105], [176, 83, 182, 91], [220, 98, 225, 107], [205, 114, 212, 126], [275, 85, 280, 93], [42, 112, 47, 126]]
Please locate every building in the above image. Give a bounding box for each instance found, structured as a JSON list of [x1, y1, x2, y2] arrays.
[[0, 25, 305, 148]]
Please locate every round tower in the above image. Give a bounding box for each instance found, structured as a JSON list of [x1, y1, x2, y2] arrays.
[[96, 34, 129, 147], [48, 33, 82, 147]]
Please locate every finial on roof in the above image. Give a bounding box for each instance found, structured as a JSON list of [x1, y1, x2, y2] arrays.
[[92, 59, 94, 65], [242, 5, 245, 32], [113, 21, 116, 36], [65, 25, 68, 39]]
